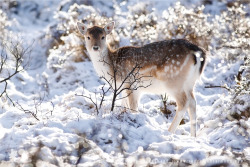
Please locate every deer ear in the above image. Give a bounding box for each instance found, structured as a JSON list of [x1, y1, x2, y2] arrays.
[[77, 22, 87, 35], [104, 21, 115, 34]]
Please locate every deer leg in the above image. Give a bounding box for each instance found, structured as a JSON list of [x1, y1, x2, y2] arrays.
[[121, 88, 140, 112], [168, 92, 188, 134], [188, 91, 196, 137], [127, 90, 140, 112], [121, 90, 130, 110]]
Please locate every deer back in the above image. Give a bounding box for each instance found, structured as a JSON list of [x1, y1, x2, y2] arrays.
[[111, 39, 206, 81]]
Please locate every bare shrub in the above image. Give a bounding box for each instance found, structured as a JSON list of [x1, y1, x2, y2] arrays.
[[160, 94, 174, 118], [102, 61, 152, 111], [77, 60, 152, 113], [76, 84, 110, 115], [0, 37, 32, 105], [15, 94, 54, 121]]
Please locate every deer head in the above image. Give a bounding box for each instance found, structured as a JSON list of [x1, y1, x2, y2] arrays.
[[77, 22, 115, 53]]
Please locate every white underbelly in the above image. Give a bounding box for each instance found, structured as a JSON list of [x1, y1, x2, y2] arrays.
[[138, 78, 176, 97]]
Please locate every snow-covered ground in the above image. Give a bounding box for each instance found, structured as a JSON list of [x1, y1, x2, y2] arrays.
[[0, 0, 249, 166]]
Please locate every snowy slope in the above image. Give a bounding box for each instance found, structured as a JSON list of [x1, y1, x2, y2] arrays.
[[0, 0, 249, 166]]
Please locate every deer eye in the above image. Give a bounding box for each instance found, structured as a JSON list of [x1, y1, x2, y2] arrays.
[[87, 37, 90, 40], [101, 36, 105, 40]]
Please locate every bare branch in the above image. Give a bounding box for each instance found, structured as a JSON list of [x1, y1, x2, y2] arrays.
[[0, 40, 32, 83], [99, 85, 111, 109], [98, 58, 152, 111], [15, 101, 40, 121], [204, 85, 230, 91], [15, 94, 54, 121], [0, 81, 7, 97], [0, 38, 32, 106]]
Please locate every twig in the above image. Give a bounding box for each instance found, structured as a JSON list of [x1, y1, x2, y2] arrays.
[[0, 81, 7, 97], [76, 93, 99, 115], [114, 105, 138, 113], [204, 85, 230, 91], [99, 85, 110, 109], [16, 101, 40, 121], [15, 93, 53, 121], [45, 101, 55, 116]]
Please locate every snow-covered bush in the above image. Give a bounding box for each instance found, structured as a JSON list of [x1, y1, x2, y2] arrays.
[[228, 55, 250, 121], [212, 4, 250, 122], [160, 3, 212, 50], [0, 9, 9, 40], [125, 2, 158, 46], [213, 3, 250, 60], [122, 2, 212, 50], [207, 3, 250, 145]]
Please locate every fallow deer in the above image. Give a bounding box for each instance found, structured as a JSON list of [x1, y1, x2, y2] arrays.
[[77, 21, 206, 137]]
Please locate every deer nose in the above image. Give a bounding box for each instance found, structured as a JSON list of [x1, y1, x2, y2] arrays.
[[93, 46, 100, 51]]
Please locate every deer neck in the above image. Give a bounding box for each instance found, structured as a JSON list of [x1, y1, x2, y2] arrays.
[[88, 45, 114, 79]]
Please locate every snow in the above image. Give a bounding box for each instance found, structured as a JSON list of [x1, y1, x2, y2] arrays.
[[0, 0, 250, 166]]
